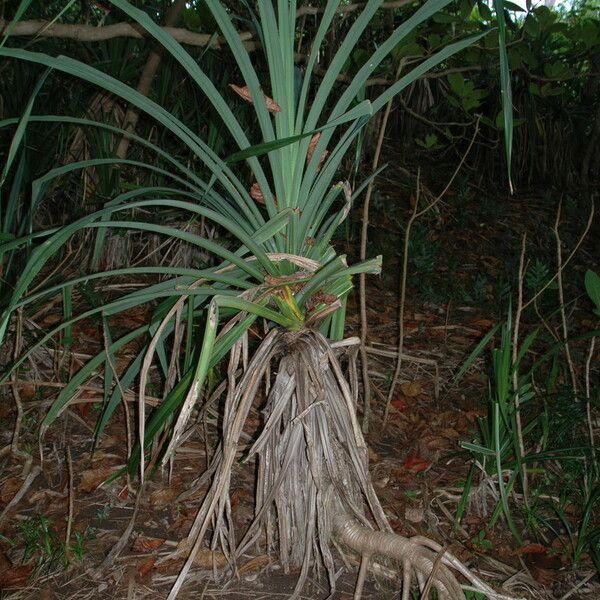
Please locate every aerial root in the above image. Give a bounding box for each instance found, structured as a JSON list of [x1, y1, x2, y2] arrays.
[[333, 515, 523, 600]]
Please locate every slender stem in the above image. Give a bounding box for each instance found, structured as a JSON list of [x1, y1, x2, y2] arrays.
[[584, 337, 598, 476], [553, 200, 578, 393], [359, 59, 405, 433], [65, 445, 74, 565], [512, 233, 529, 508], [10, 308, 24, 456], [383, 170, 419, 427]]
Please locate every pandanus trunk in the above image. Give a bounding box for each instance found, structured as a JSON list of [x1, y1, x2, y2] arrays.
[[168, 329, 495, 600]]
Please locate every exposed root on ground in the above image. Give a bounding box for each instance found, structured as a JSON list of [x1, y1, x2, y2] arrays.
[[334, 515, 523, 600], [164, 328, 519, 600]]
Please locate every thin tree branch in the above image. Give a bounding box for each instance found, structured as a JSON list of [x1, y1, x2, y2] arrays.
[[0, 18, 255, 48], [296, 0, 417, 17], [0, 0, 418, 48], [0, 18, 483, 88]]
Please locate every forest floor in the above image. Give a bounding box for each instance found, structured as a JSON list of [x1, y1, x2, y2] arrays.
[[0, 162, 598, 599]]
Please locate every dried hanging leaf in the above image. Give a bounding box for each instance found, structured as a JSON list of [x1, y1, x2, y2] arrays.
[[305, 290, 338, 313], [306, 133, 320, 162], [263, 94, 281, 114], [316, 149, 328, 172], [250, 182, 265, 204], [229, 83, 253, 103], [250, 183, 277, 208], [306, 134, 328, 172], [229, 84, 280, 114]]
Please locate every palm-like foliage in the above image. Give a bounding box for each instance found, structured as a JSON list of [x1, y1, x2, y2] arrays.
[[1, 0, 484, 463], [0, 1, 495, 597]]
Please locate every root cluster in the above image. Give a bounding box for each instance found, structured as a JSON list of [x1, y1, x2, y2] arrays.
[[166, 328, 517, 600]]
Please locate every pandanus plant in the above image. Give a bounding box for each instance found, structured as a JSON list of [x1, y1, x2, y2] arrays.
[[0, 1, 508, 598]]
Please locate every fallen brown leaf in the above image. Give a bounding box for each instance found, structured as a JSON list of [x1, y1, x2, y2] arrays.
[[391, 397, 408, 412], [514, 543, 547, 556], [469, 317, 495, 329], [527, 565, 560, 584], [192, 548, 228, 569], [403, 455, 430, 473], [238, 554, 273, 575], [230, 487, 253, 508], [0, 478, 23, 505], [424, 435, 451, 450], [41, 314, 61, 326], [0, 553, 11, 572], [17, 383, 37, 401], [156, 558, 184, 574], [149, 486, 179, 507], [439, 427, 460, 439], [157, 550, 227, 574], [0, 564, 33, 589], [136, 556, 156, 581], [405, 507, 424, 523], [400, 381, 423, 397], [132, 536, 165, 552], [78, 466, 114, 493], [45, 496, 70, 515]]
